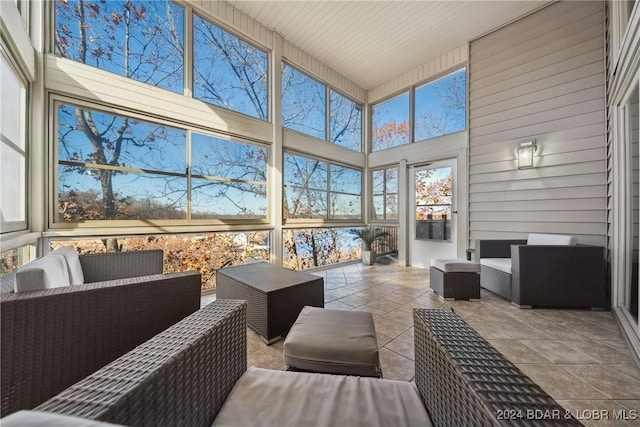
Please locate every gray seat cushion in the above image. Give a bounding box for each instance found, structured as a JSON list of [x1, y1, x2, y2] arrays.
[[212, 367, 433, 427], [283, 306, 380, 377], [431, 258, 480, 273]]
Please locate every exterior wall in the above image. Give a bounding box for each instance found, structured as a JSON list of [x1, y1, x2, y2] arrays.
[[468, 1, 607, 246]]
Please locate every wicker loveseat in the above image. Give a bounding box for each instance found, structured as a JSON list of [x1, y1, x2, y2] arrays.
[[0, 249, 202, 416], [476, 234, 608, 309], [2, 300, 582, 426]]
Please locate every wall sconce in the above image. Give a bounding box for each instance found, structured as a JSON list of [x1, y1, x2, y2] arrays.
[[517, 140, 537, 169]]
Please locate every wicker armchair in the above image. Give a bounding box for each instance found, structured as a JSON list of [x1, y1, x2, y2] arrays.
[[476, 237, 608, 309], [0, 249, 202, 416], [3, 301, 581, 426]]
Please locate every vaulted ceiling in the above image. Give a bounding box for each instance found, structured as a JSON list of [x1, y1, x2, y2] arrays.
[[226, 0, 552, 90]]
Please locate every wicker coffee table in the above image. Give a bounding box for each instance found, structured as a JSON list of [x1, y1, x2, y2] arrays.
[[216, 263, 324, 344]]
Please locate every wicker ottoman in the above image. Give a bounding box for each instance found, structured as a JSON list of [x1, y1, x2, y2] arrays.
[[216, 263, 324, 344], [283, 306, 382, 377], [430, 258, 480, 301]]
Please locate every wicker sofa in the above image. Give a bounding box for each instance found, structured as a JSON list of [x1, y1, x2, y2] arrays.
[[1, 300, 582, 426], [476, 234, 608, 309], [0, 249, 202, 416]]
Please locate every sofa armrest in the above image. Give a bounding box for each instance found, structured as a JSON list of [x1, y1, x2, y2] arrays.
[[1, 271, 201, 416], [36, 300, 247, 427], [80, 250, 164, 283], [475, 239, 526, 259], [413, 309, 582, 426], [511, 244, 607, 308]]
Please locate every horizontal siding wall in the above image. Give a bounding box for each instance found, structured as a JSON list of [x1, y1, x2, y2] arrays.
[[469, 0, 607, 247]]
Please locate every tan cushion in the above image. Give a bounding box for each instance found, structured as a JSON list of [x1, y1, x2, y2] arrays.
[[431, 258, 480, 273], [52, 246, 85, 285], [480, 258, 512, 274], [15, 254, 70, 293], [212, 367, 433, 427], [283, 306, 380, 377]]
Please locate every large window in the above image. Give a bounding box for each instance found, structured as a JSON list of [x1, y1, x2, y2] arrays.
[[371, 167, 398, 221], [283, 227, 361, 270], [283, 152, 361, 220], [1, 50, 27, 233], [193, 14, 268, 120], [414, 68, 466, 142], [330, 90, 362, 151], [281, 64, 326, 140], [371, 92, 410, 151], [56, 102, 268, 224], [190, 133, 267, 219], [51, 232, 269, 290], [54, 0, 185, 94], [371, 68, 467, 152], [54, 1, 270, 121], [282, 63, 363, 151]]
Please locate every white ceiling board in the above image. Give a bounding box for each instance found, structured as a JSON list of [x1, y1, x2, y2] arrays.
[[225, 0, 552, 89]]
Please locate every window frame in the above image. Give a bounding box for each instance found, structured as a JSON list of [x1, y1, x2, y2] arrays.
[[1, 46, 29, 234], [192, 10, 270, 122], [370, 165, 399, 223], [50, 95, 271, 229], [414, 67, 467, 143], [282, 61, 363, 152], [283, 151, 363, 224], [370, 67, 467, 153], [52, 0, 187, 96]]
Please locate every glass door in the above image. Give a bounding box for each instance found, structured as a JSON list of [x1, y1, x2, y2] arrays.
[[409, 159, 457, 268]]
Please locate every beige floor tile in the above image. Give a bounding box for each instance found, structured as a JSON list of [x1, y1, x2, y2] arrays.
[[379, 348, 414, 381], [324, 300, 355, 310], [615, 400, 640, 412], [376, 332, 393, 348], [516, 364, 608, 400], [519, 340, 600, 364], [562, 341, 636, 364], [337, 294, 370, 307], [562, 322, 623, 341], [247, 346, 285, 371], [385, 331, 415, 361], [488, 339, 552, 364], [374, 317, 411, 339], [492, 321, 555, 340], [381, 308, 414, 326], [471, 322, 515, 340], [558, 365, 640, 399]]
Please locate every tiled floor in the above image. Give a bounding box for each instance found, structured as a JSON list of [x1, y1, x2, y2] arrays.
[[203, 258, 640, 426]]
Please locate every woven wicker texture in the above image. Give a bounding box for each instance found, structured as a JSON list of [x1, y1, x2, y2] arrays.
[[414, 309, 583, 427], [79, 249, 164, 283], [217, 264, 323, 341], [37, 300, 247, 427], [1, 250, 201, 417]]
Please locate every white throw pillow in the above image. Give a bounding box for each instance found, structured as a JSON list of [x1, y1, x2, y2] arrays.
[[14, 254, 71, 293], [52, 246, 85, 285], [527, 233, 576, 246]]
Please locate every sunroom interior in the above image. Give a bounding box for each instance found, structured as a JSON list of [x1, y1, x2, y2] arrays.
[[1, 0, 640, 422]]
